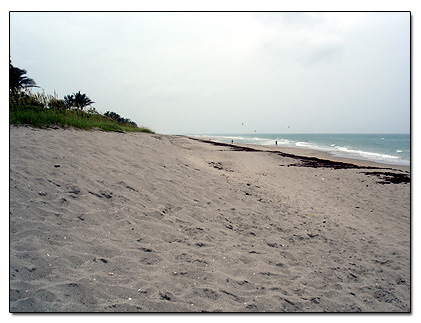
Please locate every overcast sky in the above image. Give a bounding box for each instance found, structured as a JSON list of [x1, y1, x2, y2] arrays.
[[10, 12, 410, 134]]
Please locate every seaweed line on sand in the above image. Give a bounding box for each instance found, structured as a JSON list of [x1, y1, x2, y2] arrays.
[[189, 137, 410, 185]]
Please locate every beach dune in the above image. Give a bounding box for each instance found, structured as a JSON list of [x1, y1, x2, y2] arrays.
[[9, 126, 410, 312]]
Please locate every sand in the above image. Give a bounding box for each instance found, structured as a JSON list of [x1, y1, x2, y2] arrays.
[[9, 126, 410, 312]]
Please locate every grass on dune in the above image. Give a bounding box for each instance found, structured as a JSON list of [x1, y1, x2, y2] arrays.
[[10, 62, 153, 133], [10, 103, 154, 134]]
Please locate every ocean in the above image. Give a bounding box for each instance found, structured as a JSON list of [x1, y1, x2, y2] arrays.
[[191, 133, 410, 166]]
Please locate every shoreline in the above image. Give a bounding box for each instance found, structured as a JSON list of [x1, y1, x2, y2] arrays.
[[187, 136, 410, 173]]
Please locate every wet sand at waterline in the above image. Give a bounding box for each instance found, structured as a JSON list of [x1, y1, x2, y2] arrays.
[[10, 126, 410, 312]]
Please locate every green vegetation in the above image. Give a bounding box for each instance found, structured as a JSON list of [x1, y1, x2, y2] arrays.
[[9, 61, 153, 133]]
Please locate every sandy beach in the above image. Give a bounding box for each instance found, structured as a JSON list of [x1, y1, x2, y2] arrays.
[[9, 126, 410, 312]]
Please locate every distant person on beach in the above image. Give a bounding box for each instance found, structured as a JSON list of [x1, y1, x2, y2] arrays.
[[231, 140, 233, 144], [275, 141, 277, 145]]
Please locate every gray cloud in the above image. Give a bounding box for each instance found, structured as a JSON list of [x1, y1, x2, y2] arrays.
[[10, 12, 409, 134], [301, 42, 345, 65]]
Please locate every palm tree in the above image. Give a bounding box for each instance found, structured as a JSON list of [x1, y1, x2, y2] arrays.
[[72, 91, 95, 111], [63, 95, 74, 109], [9, 62, 38, 94]]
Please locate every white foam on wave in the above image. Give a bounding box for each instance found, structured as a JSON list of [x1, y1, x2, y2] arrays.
[[335, 146, 397, 159], [330, 146, 409, 166], [289, 140, 408, 166], [295, 141, 319, 149]]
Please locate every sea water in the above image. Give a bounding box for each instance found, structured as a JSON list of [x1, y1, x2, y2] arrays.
[[191, 133, 410, 166]]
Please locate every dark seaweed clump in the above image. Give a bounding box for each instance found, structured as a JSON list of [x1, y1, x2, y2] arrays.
[[360, 171, 410, 185]]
